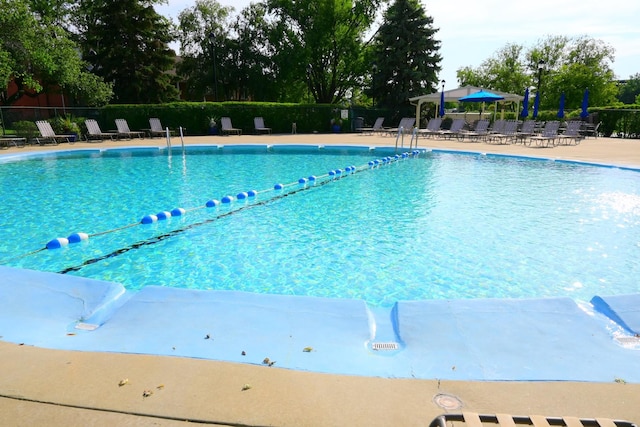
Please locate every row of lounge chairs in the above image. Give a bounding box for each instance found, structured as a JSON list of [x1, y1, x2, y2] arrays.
[[25, 116, 273, 146], [359, 116, 590, 147]]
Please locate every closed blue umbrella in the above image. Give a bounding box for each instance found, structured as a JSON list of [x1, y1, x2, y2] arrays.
[[532, 91, 540, 119], [580, 89, 589, 119], [520, 88, 529, 118], [439, 89, 445, 117], [557, 93, 565, 119]]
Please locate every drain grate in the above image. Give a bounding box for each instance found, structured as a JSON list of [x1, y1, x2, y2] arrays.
[[372, 342, 399, 351]]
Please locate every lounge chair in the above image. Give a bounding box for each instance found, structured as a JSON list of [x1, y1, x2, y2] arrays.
[[147, 118, 174, 138], [438, 118, 466, 139], [254, 117, 271, 134], [514, 120, 536, 144], [221, 117, 242, 136], [529, 120, 560, 147], [417, 118, 443, 138], [458, 119, 490, 141], [34, 120, 73, 145], [114, 119, 144, 139], [0, 136, 27, 148], [84, 119, 118, 142], [386, 117, 415, 135], [556, 120, 584, 146], [486, 120, 518, 144], [429, 412, 636, 427], [358, 117, 385, 134]]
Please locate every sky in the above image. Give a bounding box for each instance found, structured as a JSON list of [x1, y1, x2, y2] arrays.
[[156, 0, 640, 88]]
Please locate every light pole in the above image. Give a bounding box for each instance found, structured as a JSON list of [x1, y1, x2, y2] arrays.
[[536, 60, 545, 104], [208, 32, 218, 101]]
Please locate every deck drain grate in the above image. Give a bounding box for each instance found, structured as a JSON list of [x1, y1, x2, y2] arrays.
[[372, 342, 399, 351]]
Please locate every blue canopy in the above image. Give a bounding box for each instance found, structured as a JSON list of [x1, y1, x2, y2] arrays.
[[439, 90, 445, 117], [520, 88, 529, 118], [580, 89, 589, 119], [459, 90, 505, 103]]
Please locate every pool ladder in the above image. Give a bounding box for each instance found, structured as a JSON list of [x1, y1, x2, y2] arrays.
[[394, 126, 419, 152]]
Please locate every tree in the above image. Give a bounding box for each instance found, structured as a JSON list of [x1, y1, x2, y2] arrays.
[[0, 0, 112, 106], [456, 44, 529, 96], [267, 0, 382, 104], [175, 0, 235, 101], [618, 73, 640, 104], [371, 0, 441, 111], [458, 35, 618, 111], [74, 0, 179, 104]]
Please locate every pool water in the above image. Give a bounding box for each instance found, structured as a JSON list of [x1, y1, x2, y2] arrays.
[[1, 145, 640, 307]]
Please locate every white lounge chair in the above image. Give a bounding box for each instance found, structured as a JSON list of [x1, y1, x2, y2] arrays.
[[84, 119, 118, 141], [114, 119, 144, 139], [148, 118, 180, 138], [35, 120, 73, 145], [254, 117, 271, 134]]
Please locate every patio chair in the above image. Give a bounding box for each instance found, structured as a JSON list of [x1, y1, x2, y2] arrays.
[[0, 136, 27, 148], [358, 117, 385, 134], [84, 119, 118, 142], [556, 120, 584, 146], [34, 120, 73, 145], [458, 119, 490, 142], [486, 120, 518, 144], [417, 117, 443, 138], [114, 119, 144, 139], [528, 120, 560, 147], [221, 117, 242, 136], [437, 118, 466, 139], [386, 117, 415, 135], [429, 413, 637, 427], [514, 120, 536, 144], [254, 117, 271, 134]]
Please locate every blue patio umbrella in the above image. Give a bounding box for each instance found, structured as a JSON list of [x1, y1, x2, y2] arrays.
[[532, 91, 540, 119], [557, 93, 565, 119], [459, 90, 504, 119], [438, 89, 445, 117], [458, 89, 505, 103], [580, 89, 589, 119], [520, 88, 529, 118]]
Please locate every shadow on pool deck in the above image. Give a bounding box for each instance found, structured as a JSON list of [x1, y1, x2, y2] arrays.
[[2, 136, 640, 425]]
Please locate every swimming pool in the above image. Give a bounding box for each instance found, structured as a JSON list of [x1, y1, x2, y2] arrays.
[[1, 145, 640, 307]]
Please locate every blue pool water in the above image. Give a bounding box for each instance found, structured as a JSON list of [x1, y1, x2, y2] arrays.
[[1, 145, 640, 307]]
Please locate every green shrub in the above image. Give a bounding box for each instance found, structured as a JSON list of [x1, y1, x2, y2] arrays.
[[13, 121, 39, 140]]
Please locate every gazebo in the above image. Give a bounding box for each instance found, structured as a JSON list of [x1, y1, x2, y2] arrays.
[[409, 85, 525, 126]]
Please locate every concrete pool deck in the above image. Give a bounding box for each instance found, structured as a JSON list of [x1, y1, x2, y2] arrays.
[[1, 132, 640, 425]]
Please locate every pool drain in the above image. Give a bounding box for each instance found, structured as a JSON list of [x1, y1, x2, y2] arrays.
[[433, 393, 463, 410], [371, 342, 399, 351]]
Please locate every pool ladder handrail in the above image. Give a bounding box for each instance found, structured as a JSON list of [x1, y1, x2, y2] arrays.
[[165, 127, 186, 150]]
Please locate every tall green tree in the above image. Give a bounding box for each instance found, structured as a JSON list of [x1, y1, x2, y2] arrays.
[[267, 0, 382, 104], [175, 0, 234, 101], [0, 0, 112, 106], [458, 35, 618, 111], [457, 43, 529, 96], [371, 0, 441, 111], [74, 0, 179, 104]]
